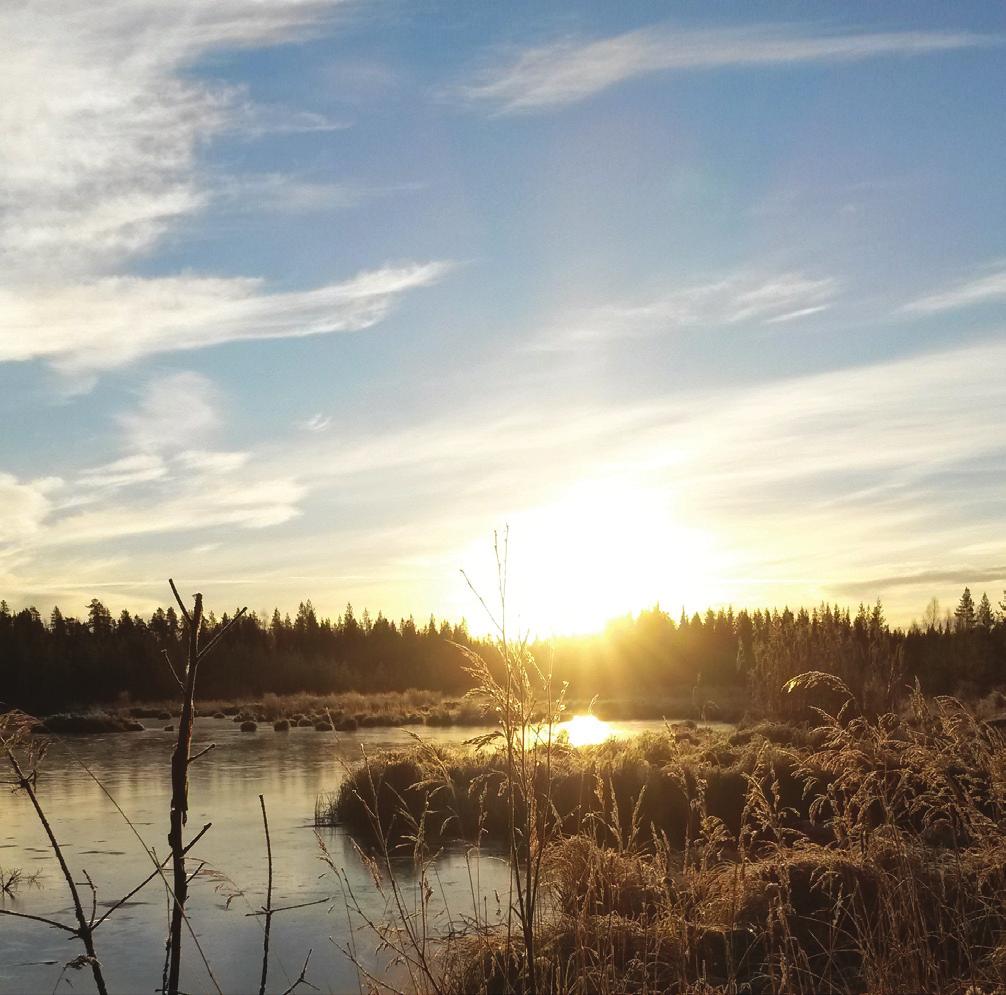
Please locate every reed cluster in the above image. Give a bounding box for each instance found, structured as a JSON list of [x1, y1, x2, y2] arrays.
[[330, 663, 1006, 994]]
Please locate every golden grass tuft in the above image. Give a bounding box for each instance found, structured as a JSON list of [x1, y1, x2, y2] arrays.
[[330, 683, 1006, 994]]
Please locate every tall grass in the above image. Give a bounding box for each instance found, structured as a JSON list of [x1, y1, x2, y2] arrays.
[[328, 641, 1006, 995], [328, 531, 572, 995]]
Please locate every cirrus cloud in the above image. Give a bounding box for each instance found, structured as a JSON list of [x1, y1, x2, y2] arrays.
[[0, 1, 450, 382], [0, 0, 348, 275], [0, 262, 451, 372], [460, 24, 999, 114], [901, 262, 1006, 315]]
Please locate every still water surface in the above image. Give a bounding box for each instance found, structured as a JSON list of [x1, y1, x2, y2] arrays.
[[0, 717, 706, 994]]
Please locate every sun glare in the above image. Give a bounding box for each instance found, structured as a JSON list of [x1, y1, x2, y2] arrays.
[[459, 478, 716, 635], [561, 714, 613, 747]]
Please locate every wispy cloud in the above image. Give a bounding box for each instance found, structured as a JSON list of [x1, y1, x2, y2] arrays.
[[283, 336, 1006, 621], [901, 262, 1006, 315], [2, 372, 307, 559], [832, 565, 1006, 598], [211, 174, 423, 214], [0, 0, 347, 276], [460, 24, 997, 113], [119, 372, 221, 451], [0, 474, 60, 544], [301, 413, 334, 433], [74, 377, 248, 493], [43, 374, 283, 547], [532, 271, 836, 350], [0, 1, 450, 383], [231, 102, 349, 137], [176, 450, 250, 474], [78, 454, 169, 489], [40, 476, 307, 548], [0, 262, 450, 372], [5, 338, 1006, 621]]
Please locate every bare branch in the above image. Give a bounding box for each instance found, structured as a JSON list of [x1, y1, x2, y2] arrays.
[[0, 909, 77, 934], [67, 751, 220, 992], [162, 650, 184, 690], [197, 606, 248, 663], [168, 578, 193, 628], [245, 897, 331, 917], [95, 821, 213, 931], [4, 747, 108, 995], [182, 822, 213, 856], [167, 588, 204, 995], [185, 860, 207, 887], [81, 868, 98, 927], [258, 794, 274, 995], [189, 744, 216, 764]]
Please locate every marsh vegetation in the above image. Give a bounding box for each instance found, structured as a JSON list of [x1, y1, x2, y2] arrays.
[[329, 675, 1006, 994], [3, 579, 1006, 993]]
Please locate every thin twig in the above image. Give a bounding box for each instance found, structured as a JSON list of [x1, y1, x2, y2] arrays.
[[197, 606, 248, 663], [258, 794, 274, 995], [185, 860, 207, 887], [0, 909, 77, 934], [278, 950, 317, 995], [162, 650, 184, 690], [81, 869, 98, 927], [49, 744, 220, 992], [245, 896, 331, 917], [189, 744, 216, 764], [94, 822, 214, 930]]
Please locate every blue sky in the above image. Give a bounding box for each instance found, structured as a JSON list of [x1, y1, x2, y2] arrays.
[[1, 1, 1004, 631]]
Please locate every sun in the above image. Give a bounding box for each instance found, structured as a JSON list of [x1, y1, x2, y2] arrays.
[[463, 478, 714, 635]]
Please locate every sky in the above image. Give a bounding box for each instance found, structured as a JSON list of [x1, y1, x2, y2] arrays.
[[1, 0, 1005, 633]]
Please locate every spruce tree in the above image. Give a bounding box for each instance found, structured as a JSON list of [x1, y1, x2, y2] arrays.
[[955, 587, 976, 631]]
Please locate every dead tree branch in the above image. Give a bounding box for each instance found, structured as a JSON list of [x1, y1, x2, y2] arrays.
[[165, 582, 246, 995], [3, 745, 108, 995]]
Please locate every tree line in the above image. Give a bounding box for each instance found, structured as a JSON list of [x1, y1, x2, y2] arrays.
[[0, 599, 479, 712], [1, 588, 1004, 715]]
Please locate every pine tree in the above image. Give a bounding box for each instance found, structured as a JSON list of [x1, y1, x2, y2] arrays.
[[87, 598, 112, 636], [955, 587, 976, 631], [977, 592, 994, 629]]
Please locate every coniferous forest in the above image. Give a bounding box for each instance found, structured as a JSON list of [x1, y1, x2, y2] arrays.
[[3, 588, 1004, 716]]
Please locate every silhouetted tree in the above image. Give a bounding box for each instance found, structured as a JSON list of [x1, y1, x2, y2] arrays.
[[955, 587, 976, 632], [977, 592, 994, 629]]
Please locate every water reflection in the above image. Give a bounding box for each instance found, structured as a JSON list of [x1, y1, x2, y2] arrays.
[[0, 721, 509, 994], [558, 714, 613, 746], [0, 717, 708, 993]]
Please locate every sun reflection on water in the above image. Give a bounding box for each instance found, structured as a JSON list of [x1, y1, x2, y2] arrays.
[[560, 714, 613, 747]]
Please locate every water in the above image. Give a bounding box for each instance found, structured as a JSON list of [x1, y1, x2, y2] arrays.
[[0, 716, 708, 994]]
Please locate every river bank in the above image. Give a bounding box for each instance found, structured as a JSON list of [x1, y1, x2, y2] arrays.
[[24, 685, 747, 734]]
